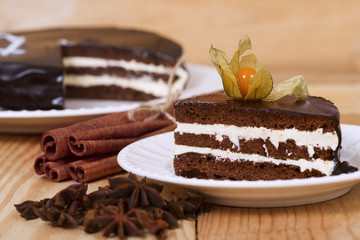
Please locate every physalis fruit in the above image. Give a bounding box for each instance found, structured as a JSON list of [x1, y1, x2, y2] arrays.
[[236, 67, 256, 96], [209, 35, 309, 101]]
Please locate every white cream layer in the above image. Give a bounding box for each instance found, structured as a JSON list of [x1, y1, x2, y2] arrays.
[[63, 57, 181, 74], [64, 73, 187, 97], [175, 145, 335, 176], [62, 57, 189, 97], [175, 123, 339, 154]]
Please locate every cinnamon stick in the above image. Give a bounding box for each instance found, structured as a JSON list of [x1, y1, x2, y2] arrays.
[[66, 124, 176, 182], [47, 166, 71, 182], [66, 125, 176, 183], [43, 156, 78, 182], [40, 112, 128, 160], [34, 155, 50, 175], [40, 111, 171, 160], [36, 119, 175, 183], [68, 120, 173, 157], [67, 154, 122, 183]]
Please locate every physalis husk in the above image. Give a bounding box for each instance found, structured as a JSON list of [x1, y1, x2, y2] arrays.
[[264, 75, 309, 101], [209, 35, 309, 101]]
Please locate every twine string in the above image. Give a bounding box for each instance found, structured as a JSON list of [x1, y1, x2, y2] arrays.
[[127, 54, 186, 122]]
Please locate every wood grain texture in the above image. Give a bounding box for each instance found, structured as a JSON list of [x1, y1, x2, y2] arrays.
[[198, 186, 360, 240], [0, 134, 195, 240], [0, 0, 359, 239]]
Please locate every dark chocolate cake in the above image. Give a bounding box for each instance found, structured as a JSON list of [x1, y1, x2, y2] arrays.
[[0, 28, 189, 110], [0, 63, 63, 110], [173, 93, 356, 180], [60, 28, 188, 101]]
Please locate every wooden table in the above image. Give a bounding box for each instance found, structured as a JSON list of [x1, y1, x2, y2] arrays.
[[1, 0, 360, 239]]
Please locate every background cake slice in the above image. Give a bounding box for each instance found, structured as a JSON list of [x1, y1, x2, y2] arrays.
[[60, 28, 189, 101], [173, 92, 353, 180]]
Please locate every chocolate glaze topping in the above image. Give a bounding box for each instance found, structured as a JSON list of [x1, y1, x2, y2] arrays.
[[177, 93, 340, 120], [1, 28, 183, 67], [0, 63, 63, 110]]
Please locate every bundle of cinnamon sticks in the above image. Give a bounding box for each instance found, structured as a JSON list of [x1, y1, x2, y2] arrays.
[[34, 110, 176, 183]]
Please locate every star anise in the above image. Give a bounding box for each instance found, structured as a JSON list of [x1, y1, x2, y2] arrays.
[[14, 173, 205, 239], [94, 199, 143, 238], [145, 206, 179, 228], [41, 206, 78, 228], [24, 198, 77, 229], [165, 192, 204, 219], [15, 184, 88, 226], [67, 200, 79, 216], [14, 198, 50, 220], [108, 173, 165, 209], [65, 199, 89, 225], [82, 186, 117, 209], [53, 183, 88, 209], [135, 209, 169, 239], [83, 209, 101, 233]]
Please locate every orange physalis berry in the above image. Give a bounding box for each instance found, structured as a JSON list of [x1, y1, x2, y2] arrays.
[[235, 67, 256, 96]]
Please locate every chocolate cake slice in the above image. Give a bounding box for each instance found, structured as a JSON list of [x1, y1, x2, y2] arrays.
[[60, 28, 189, 101], [173, 92, 355, 180]]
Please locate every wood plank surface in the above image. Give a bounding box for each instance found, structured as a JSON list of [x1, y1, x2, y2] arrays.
[[0, 134, 195, 240], [0, 0, 360, 239], [198, 187, 360, 240]]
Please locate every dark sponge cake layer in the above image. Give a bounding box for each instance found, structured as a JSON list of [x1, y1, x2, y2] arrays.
[[66, 85, 157, 101], [174, 152, 324, 180], [174, 132, 336, 161], [174, 93, 339, 133], [64, 67, 171, 82], [62, 45, 177, 66]]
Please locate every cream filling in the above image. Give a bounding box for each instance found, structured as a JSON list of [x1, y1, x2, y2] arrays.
[[63, 57, 174, 74], [175, 123, 339, 155], [62, 57, 189, 97], [64, 72, 187, 97], [175, 145, 335, 176]]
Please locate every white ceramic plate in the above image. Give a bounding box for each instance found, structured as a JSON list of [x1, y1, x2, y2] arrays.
[[0, 64, 222, 134], [118, 124, 360, 208]]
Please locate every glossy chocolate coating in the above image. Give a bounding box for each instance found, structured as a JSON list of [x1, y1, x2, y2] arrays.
[[0, 63, 63, 110], [178, 93, 340, 120], [333, 161, 358, 175], [1, 28, 183, 67], [0, 28, 184, 110]]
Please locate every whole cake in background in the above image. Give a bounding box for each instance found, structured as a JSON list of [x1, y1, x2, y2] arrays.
[[173, 35, 357, 181], [0, 28, 189, 110]]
